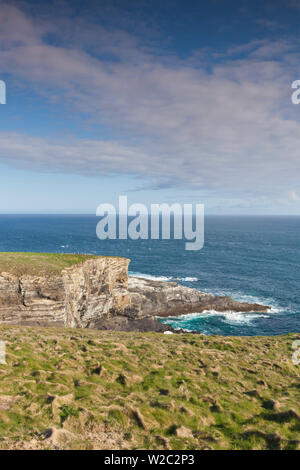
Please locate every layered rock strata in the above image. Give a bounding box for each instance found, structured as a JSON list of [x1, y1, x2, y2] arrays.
[[0, 257, 269, 330]]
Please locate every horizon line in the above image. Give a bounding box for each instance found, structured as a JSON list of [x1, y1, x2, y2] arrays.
[[0, 212, 299, 217]]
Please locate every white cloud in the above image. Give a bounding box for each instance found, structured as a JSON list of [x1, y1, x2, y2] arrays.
[[0, 132, 151, 176], [0, 3, 300, 203]]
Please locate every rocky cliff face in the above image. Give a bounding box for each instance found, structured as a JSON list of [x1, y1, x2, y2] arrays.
[[0, 256, 269, 330], [0, 257, 129, 328]]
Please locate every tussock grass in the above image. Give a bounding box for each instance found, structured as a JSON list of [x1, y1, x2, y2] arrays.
[[0, 325, 299, 450]]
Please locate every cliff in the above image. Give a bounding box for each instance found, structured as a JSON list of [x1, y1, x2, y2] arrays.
[[0, 256, 130, 328], [0, 254, 269, 330]]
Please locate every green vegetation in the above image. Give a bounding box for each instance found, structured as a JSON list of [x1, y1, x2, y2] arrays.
[[0, 325, 299, 450], [59, 405, 79, 425], [0, 252, 122, 277]]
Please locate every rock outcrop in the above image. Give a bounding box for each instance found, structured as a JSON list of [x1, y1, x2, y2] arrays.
[[126, 277, 268, 317], [0, 256, 269, 330], [0, 257, 129, 328]]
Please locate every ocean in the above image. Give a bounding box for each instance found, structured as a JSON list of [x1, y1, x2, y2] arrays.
[[0, 214, 299, 336]]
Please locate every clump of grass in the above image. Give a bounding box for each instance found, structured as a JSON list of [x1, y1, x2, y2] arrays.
[[0, 325, 299, 450], [59, 405, 79, 425]]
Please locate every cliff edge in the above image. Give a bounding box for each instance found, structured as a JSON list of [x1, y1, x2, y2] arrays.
[[0, 253, 269, 330]]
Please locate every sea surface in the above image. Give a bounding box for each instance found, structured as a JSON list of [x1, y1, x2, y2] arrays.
[[0, 214, 299, 336]]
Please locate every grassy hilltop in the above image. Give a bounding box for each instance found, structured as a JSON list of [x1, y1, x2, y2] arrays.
[[0, 325, 299, 450], [0, 252, 123, 277]]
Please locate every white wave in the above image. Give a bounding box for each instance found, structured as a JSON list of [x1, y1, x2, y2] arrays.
[[200, 288, 283, 315], [129, 271, 173, 282], [129, 272, 198, 282], [130, 272, 283, 315], [161, 310, 270, 326], [173, 327, 193, 332], [220, 311, 269, 325]]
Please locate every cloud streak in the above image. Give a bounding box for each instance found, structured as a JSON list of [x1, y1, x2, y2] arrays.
[[0, 2, 300, 203]]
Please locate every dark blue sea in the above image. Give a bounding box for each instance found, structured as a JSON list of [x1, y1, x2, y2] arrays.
[[0, 214, 299, 336]]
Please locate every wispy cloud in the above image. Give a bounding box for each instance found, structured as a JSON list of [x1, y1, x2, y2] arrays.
[[0, 2, 300, 203]]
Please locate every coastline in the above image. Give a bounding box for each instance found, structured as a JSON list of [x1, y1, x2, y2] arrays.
[[0, 253, 270, 334], [1, 216, 299, 337]]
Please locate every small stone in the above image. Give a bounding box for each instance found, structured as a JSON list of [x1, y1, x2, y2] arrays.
[[175, 426, 194, 439]]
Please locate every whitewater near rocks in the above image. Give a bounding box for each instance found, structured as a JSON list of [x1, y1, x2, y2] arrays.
[[0, 256, 269, 332]]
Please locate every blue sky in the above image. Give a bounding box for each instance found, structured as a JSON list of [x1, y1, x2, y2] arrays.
[[1, 0, 300, 214]]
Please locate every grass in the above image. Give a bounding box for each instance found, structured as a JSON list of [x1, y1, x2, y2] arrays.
[[0, 325, 299, 450], [0, 252, 125, 277]]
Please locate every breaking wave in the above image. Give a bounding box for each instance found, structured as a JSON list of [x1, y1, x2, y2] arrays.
[[129, 271, 198, 282], [159, 309, 271, 332]]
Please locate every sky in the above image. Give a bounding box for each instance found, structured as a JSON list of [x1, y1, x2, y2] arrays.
[[0, 0, 300, 214]]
